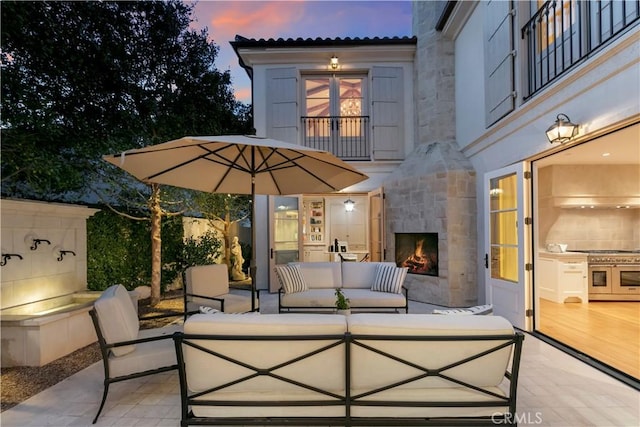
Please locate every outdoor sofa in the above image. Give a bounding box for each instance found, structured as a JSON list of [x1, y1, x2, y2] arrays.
[[173, 312, 525, 426], [276, 261, 409, 313]]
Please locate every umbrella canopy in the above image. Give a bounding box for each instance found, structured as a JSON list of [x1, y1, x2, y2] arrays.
[[103, 135, 368, 195], [103, 135, 368, 311]]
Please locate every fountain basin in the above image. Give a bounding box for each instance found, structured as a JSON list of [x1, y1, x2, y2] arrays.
[[1, 291, 100, 367]]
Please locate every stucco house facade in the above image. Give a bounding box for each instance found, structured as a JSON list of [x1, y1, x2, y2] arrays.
[[233, 1, 639, 383]]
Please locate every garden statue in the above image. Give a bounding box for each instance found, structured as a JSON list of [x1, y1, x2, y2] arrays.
[[230, 236, 246, 281]]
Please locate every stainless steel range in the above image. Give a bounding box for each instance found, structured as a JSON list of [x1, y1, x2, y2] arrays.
[[575, 251, 640, 301]]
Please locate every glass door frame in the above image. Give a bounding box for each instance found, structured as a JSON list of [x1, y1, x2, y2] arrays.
[[484, 162, 533, 330], [268, 195, 303, 292]]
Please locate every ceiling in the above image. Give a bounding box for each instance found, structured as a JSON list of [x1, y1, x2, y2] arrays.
[[535, 123, 640, 166]]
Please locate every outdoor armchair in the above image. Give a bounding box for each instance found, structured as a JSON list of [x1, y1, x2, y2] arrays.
[[89, 284, 181, 424], [183, 264, 259, 318]]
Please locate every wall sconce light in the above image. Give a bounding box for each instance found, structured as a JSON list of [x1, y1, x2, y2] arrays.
[[546, 113, 579, 144], [330, 55, 339, 70], [344, 198, 355, 212]]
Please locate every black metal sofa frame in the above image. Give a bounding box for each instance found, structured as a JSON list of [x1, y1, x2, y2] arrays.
[[173, 330, 525, 426], [277, 287, 410, 314]]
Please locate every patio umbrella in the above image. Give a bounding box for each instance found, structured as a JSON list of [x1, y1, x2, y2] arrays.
[[103, 135, 369, 310]]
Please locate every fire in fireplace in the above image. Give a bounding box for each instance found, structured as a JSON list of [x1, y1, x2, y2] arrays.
[[395, 233, 438, 276]]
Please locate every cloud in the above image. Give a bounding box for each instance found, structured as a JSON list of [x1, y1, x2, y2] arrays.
[[188, 1, 412, 103], [194, 1, 307, 43], [233, 86, 252, 102]]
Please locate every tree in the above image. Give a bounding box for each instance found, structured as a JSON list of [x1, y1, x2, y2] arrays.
[[192, 193, 251, 278], [1, 1, 252, 305], [1, 0, 252, 199]]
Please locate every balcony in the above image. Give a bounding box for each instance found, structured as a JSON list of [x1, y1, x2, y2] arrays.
[[522, 0, 640, 99], [301, 116, 370, 161]]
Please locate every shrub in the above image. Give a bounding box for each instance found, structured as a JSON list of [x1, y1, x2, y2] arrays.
[[87, 210, 221, 292]]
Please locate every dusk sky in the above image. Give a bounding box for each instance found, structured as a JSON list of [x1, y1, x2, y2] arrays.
[[188, 0, 413, 103]]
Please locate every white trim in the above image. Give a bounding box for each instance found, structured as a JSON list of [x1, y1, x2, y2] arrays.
[[1, 199, 99, 218], [461, 28, 640, 160], [441, 0, 479, 40]]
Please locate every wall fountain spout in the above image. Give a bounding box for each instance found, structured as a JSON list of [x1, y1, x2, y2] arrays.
[[1, 253, 24, 266], [57, 250, 76, 262], [30, 238, 51, 250]]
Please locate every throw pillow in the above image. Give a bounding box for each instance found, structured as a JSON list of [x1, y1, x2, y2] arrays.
[[199, 306, 220, 315], [275, 264, 308, 294], [371, 264, 408, 294]]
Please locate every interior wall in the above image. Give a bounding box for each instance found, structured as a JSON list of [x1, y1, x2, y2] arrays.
[[537, 164, 640, 250]]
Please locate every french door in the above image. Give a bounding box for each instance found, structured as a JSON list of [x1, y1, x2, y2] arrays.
[[484, 163, 532, 330], [302, 75, 369, 159], [268, 196, 302, 292]]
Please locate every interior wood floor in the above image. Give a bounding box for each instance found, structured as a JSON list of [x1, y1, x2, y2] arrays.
[[538, 299, 640, 379]]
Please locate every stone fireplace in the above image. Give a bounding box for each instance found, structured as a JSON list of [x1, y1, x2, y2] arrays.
[[382, 1, 477, 307], [384, 143, 477, 307]]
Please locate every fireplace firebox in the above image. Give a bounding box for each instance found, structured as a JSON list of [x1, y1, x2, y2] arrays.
[[395, 233, 438, 276]]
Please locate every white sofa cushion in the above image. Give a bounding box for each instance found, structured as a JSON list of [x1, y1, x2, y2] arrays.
[[94, 284, 140, 357], [280, 289, 406, 309], [341, 289, 406, 308], [341, 262, 395, 289], [275, 264, 308, 294], [183, 314, 347, 397], [346, 314, 514, 391], [371, 264, 407, 294], [289, 262, 342, 289], [280, 289, 336, 308], [290, 262, 342, 289]]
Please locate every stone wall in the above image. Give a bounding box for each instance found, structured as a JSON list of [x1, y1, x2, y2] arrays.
[[382, 1, 477, 307], [0, 199, 99, 310]]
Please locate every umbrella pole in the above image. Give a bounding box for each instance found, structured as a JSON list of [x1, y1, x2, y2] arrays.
[[250, 166, 257, 312]]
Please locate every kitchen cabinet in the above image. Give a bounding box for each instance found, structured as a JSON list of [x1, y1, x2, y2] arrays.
[[303, 245, 329, 262], [303, 199, 325, 244], [328, 197, 367, 251], [538, 252, 588, 304]]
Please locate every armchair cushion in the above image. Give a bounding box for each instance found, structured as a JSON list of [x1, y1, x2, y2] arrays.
[[275, 264, 308, 294], [93, 284, 140, 356], [108, 324, 181, 378], [186, 264, 229, 297], [371, 265, 408, 294]]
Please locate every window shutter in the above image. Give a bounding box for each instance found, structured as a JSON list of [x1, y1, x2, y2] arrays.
[[266, 67, 298, 143], [371, 66, 404, 160], [484, 0, 516, 126]]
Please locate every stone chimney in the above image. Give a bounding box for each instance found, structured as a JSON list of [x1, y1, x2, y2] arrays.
[[383, 1, 477, 307]]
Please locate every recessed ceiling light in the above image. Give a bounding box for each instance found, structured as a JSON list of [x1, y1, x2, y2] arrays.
[[602, 152, 611, 157]]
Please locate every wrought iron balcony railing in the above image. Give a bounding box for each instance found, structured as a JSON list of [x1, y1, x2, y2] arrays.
[[301, 116, 370, 160], [522, 0, 639, 99]]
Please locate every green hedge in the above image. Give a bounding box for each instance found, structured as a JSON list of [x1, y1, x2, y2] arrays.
[[86, 209, 221, 292]]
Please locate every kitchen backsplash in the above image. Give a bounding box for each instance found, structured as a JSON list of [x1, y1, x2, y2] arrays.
[[541, 208, 640, 250]]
